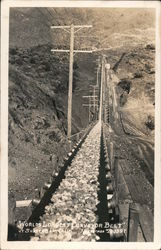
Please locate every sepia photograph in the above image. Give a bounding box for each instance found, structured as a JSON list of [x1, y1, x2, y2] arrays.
[[1, 1, 161, 249]]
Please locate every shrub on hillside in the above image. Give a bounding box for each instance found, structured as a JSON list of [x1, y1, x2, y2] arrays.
[[146, 44, 155, 50], [15, 56, 23, 66], [30, 57, 36, 64], [120, 92, 128, 107], [134, 72, 143, 78], [43, 61, 51, 71], [73, 61, 79, 70], [145, 115, 154, 130], [9, 58, 15, 65], [10, 48, 17, 55], [48, 130, 62, 142], [118, 79, 131, 94]]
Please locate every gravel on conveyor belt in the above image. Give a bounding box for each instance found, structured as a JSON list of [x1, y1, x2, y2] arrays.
[[31, 121, 102, 241]]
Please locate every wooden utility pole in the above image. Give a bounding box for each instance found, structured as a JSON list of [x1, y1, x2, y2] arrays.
[[68, 24, 74, 139], [89, 85, 99, 120], [96, 58, 101, 87], [99, 55, 105, 121], [51, 24, 92, 140], [82, 103, 99, 124], [82, 95, 98, 123], [97, 67, 99, 87]]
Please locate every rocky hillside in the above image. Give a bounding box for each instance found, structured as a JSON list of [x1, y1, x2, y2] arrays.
[[8, 42, 97, 206], [9, 44, 69, 202], [105, 44, 155, 137], [118, 45, 155, 136]]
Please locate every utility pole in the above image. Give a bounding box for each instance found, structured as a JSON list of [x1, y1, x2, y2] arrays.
[[82, 103, 99, 124], [82, 95, 98, 123], [68, 24, 74, 140], [99, 55, 105, 121], [89, 85, 99, 120], [97, 67, 99, 87], [51, 24, 92, 141], [96, 58, 101, 87], [104, 63, 110, 123]]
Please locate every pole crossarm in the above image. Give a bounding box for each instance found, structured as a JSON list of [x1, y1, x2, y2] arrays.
[[75, 35, 98, 38], [51, 25, 71, 28], [51, 25, 92, 29], [89, 89, 99, 92], [82, 104, 99, 107], [74, 50, 93, 53], [51, 49, 70, 53], [51, 49, 93, 53], [74, 25, 92, 34], [82, 95, 98, 98], [90, 85, 99, 88], [51, 26, 71, 33]]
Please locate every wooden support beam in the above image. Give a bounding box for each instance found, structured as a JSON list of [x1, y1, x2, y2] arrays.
[[139, 204, 153, 242], [16, 200, 32, 208], [128, 204, 140, 242], [119, 204, 129, 241]]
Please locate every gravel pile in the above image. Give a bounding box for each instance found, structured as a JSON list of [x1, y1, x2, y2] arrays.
[[31, 122, 102, 241]]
